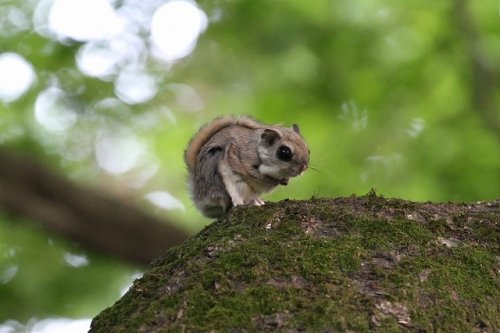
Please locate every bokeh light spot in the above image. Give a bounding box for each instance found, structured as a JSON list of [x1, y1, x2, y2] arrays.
[[76, 34, 146, 79], [48, 0, 123, 41], [114, 70, 158, 105], [150, 0, 208, 62], [95, 128, 145, 175], [63, 253, 90, 268], [145, 191, 185, 211], [34, 87, 78, 132], [0, 53, 35, 103]]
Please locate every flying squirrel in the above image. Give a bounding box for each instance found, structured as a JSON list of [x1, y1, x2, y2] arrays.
[[185, 116, 309, 218]]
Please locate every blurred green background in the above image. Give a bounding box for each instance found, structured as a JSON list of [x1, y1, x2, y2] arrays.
[[0, 0, 498, 331]]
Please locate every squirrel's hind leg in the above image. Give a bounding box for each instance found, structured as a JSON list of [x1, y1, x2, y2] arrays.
[[194, 146, 232, 218]]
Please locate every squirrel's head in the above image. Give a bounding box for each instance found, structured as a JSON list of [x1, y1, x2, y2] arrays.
[[257, 124, 309, 185]]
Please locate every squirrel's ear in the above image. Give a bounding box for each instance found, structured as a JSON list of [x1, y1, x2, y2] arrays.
[[261, 129, 281, 146], [292, 124, 300, 134]]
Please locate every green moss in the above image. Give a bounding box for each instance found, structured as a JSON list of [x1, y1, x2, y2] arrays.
[[90, 195, 499, 332]]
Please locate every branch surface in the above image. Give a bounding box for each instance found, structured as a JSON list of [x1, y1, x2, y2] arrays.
[[90, 194, 499, 332], [0, 148, 188, 265]]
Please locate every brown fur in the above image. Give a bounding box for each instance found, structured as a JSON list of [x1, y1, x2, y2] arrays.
[[184, 116, 262, 172]]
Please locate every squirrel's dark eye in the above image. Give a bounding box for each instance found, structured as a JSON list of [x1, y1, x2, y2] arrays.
[[277, 145, 292, 161]]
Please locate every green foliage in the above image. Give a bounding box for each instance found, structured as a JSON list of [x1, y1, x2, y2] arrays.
[[0, 213, 135, 321]]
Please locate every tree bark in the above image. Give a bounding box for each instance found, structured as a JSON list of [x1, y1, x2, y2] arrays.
[[0, 148, 188, 266], [89, 194, 499, 332]]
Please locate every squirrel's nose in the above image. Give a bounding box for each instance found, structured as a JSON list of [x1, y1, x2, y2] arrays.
[[299, 162, 308, 174]]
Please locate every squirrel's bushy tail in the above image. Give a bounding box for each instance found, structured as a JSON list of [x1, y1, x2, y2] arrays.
[[184, 116, 261, 172]]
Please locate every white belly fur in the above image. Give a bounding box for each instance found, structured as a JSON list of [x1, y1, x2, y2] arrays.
[[219, 160, 272, 206]]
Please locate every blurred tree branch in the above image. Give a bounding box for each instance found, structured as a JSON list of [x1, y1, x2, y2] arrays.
[[456, 0, 500, 137], [0, 148, 188, 266]]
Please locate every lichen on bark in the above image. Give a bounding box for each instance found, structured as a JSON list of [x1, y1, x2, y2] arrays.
[[89, 193, 499, 332]]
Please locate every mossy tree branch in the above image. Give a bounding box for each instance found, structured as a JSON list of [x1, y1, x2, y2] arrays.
[[90, 194, 499, 332]]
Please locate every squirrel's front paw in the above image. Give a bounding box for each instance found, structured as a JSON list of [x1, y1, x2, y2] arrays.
[[252, 198, 265, 206]]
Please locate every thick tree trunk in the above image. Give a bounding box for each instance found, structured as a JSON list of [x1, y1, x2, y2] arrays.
[[0, 148, 188, 265], [89, 194, 499, 332]]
